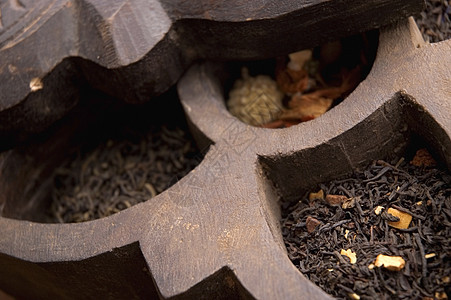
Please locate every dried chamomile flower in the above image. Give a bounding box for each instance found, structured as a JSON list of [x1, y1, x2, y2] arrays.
[[227, 68, 284, 126]]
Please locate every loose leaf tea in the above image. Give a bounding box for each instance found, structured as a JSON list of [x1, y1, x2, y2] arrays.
[[414, 0, 451, 43], [47, 124, 202, 223], [281, 157, 450, 299]]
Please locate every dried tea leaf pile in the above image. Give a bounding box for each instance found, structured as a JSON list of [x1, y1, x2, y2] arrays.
[[47, 124, 201, 223], [282, 157, 450, 299], [415, 0, 450, 43]]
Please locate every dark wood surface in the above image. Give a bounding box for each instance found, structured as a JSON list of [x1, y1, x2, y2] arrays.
[[0, 0, 424, 148], [0, 18, 449, 299]]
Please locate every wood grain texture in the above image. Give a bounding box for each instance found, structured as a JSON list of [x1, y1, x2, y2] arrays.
[[0, 18, 449, 299], [0, 0, 423, 148]]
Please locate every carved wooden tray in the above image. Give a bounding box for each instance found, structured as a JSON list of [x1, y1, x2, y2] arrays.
[[0, 0, 422, 149], [1, 2, 450, 299]]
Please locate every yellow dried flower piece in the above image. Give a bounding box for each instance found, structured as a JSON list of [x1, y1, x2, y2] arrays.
[[435, 292, 448, 300], [340, 249, 357, 264], [341, 197, 355, 209], [228, 68, 284, 126], [30, 77, 43, 92], [374, 254, 405, 271], [348, 293, 360, 300], [309, 189, 324, 201], [344, 229, 350, 240], [374, 206, 384, 215], [287, 49, 312, 71], [387, 208, 412, 229]]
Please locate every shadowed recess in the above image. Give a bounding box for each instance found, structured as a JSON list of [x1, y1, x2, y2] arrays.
[[0, 87, 204, 223], [0, 242, 159, 300], [168, 266, 254, 300]]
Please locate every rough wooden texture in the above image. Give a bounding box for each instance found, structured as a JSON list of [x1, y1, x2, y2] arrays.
[[0, 18, 449, 299], [0, 0, 424, 148]]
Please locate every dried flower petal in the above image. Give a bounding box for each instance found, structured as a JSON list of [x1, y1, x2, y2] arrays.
[[309, 189, 324, 201], [387, 208, 412, 229], [280, 93, 333, 122], [374, 254, 405, 271], [276, 61, 310, 95], [410, 148, 436, 167], [348, 293, 360, 300], [340, 249, 357, 264], [435, 292, 448, 300], [374, 206, 384, 215], [306, 216, 321, 233], [288, 50, 312, 71], [30, 77, 43, 92], [325, 194, 348, 206], [342, 197, 356, 209]]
